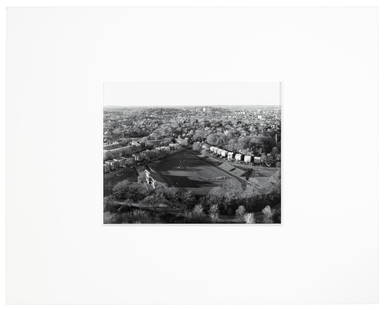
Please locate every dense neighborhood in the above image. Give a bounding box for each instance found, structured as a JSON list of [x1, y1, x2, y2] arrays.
[[104, 105, 281, 224]]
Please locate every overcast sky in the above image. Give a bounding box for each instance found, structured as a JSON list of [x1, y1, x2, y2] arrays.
[[104, 82, 280, 107]]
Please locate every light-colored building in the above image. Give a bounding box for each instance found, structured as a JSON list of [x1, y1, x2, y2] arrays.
[[144, 169, 166, 189], [235, 153, 243, 161], [227, 152, 234, 160], [244, 155, 252, 163]]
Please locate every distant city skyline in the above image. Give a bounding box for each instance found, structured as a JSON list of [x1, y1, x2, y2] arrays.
[[104, 82, 280, 107]]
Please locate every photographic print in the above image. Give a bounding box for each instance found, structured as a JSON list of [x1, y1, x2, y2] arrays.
[[103, 83, 281, 224]]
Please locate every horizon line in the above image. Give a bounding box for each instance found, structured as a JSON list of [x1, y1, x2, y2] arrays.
[[104, 104, 281, 108]]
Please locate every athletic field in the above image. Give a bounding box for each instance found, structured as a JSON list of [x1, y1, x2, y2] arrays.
[[148, 149, 241, 194]]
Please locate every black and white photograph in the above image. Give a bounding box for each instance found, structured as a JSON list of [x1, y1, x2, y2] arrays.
[[103, 82, 281, 224]]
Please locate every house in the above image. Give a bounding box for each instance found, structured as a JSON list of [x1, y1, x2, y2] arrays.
[[227, 152, 234, 160], [221, 150, 228, 158], [235, 153, 244, 161], [253, 156, 261, 164], [244, 155, 252, 163]]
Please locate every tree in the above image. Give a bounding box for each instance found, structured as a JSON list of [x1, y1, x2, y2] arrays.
[[193, 129, 206, 141], [207, 187, 226, 205], [125, 183, 149, 202], [192, 142, 201, 151], [260, 153, 267, 166], [104, 151, 114, 161], [112, 128, 122, 136], [193, 204, 204, 215], [236, 205, 246, 217], [271, 146, 279, 156], [112, 180, 130, 200], [180, 190, 196, 209], [206, 134, 219, 145], [262, 205, 275, 223], [244, 213, 255, 224], [126, 158, 135, 166], [209, 204, 220, 222], [112, 180, 148, 202]]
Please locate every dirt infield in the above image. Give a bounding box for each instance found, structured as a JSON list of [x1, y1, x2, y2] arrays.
[[148, 149, 242, 194]]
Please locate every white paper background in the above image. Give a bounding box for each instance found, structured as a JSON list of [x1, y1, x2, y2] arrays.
[[6, 7, 378, 304]]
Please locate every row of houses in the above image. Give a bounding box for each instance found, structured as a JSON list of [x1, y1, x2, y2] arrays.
[[206, 145, 262, 165], [104, 157, 133, 173], [104, 142, 183, 173]]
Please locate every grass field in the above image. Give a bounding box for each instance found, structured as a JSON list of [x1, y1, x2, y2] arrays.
[[148, 149, 241, 194]]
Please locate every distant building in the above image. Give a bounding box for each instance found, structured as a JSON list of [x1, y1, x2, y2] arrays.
[[133, 153, 142, 162], [169, 143, 181, 150], [227, 152, 234, 160]]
